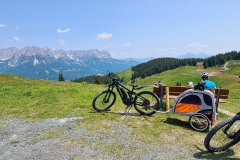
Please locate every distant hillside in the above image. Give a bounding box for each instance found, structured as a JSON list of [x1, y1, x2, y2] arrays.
[[203, 50, 240, 68], [130, 50, 240, 81], [122, 57, 155, 63], [73, 58, 204, 84], [131, 57, 204, 79]]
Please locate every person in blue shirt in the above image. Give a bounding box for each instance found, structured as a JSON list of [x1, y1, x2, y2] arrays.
[[201, 72, 216, 88], [194, 72, 216, 90]]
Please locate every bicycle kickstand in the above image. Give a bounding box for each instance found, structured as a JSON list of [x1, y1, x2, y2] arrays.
[[125, 105, 132, 115]]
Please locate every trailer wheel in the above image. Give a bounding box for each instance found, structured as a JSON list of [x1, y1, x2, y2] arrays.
[[189, 113, 210, 132]]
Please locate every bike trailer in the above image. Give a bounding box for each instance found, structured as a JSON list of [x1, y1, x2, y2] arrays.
[[171, 89, 216, 132]]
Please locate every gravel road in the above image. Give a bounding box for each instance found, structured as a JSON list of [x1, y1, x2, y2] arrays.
[[0, 117, 230, 160]]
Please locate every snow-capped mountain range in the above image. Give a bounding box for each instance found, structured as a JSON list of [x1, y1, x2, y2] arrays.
[[177, 52, 210, 59], [0, 46, 139, 80]]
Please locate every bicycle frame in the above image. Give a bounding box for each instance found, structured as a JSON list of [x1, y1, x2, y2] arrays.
[[105, 71, 151, 107], [106, 77, 137, 106]]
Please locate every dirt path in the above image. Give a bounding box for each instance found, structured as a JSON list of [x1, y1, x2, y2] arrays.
[[218, 108, 235, 117], [196, 62, 239, 82], [196, 63, 226, 76]]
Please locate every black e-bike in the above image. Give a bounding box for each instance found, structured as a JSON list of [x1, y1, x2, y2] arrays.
[[92, 71, 160, 115]]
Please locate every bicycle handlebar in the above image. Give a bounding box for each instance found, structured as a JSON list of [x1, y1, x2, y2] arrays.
[[108, 70, 116, 80], [108, 70, 118, 80], [107, 70, 153, 90]]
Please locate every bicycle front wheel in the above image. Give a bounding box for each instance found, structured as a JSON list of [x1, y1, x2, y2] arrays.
[[204, 115, 240, 152], [92, 90, 116, 112], [134, 91, 160, 115]]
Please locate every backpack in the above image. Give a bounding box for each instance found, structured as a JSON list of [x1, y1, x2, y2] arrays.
[[194, 81, 206, 91]]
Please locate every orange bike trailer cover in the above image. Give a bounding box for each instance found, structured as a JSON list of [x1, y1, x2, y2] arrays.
[[175, 103, 201, 113]]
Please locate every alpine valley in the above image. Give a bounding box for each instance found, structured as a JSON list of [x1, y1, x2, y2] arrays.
[[0, 46, 140, 81]]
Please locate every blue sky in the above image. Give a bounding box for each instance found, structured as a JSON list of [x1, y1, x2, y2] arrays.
[[1, 0, 240, 59]]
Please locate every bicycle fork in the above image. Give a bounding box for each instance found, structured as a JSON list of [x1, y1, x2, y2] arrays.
[[222, 122, 240, 139], [103, 89, 113, 103]]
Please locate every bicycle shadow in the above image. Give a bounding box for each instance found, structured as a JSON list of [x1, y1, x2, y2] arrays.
[[89, 110, 156, 122], [193, 145, 239, 159], [89, 110, 142, 117], [113, 111, 142, 117]]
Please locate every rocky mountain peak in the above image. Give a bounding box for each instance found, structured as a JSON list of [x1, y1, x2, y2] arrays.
[[0, 46, 112, 61], [0, 46, 139, 80]]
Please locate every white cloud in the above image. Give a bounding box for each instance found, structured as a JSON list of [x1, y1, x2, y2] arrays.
[[13, 37, 20, 42], [96, 32, 112, 40], [57, 28, 70, 33], [151, 47, 176, 52], [167, 47, 176, 51], [15, 26, 19, 29], [58, 39, 65, 45], [0, 23, 7, 28], [124, 43, 131, 46], [188, 42, 208, 49]]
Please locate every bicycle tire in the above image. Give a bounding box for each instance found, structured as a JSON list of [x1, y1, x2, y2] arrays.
[[92, 90, 116, 112], [134, 91, 160, 115], [189, 113, 210, 132], [204, 115, 240, 152]]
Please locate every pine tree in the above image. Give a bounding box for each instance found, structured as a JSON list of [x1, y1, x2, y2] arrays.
[[59, 73, 65, 81], [94, 76, 101, 84], [105, 78, 111, 84]]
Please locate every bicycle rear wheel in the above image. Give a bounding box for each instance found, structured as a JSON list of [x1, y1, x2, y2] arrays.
[[134, 91, 160, 115], [92, 90, 116, 112], [204, 115, 240, 152]]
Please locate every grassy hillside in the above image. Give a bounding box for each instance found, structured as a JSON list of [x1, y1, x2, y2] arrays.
[[116, 61, 240, 114], [0, 75, 111, 120], [222, 60, 240, 75], [0, 61, 240, 159], [115, 68, 133, 84]]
